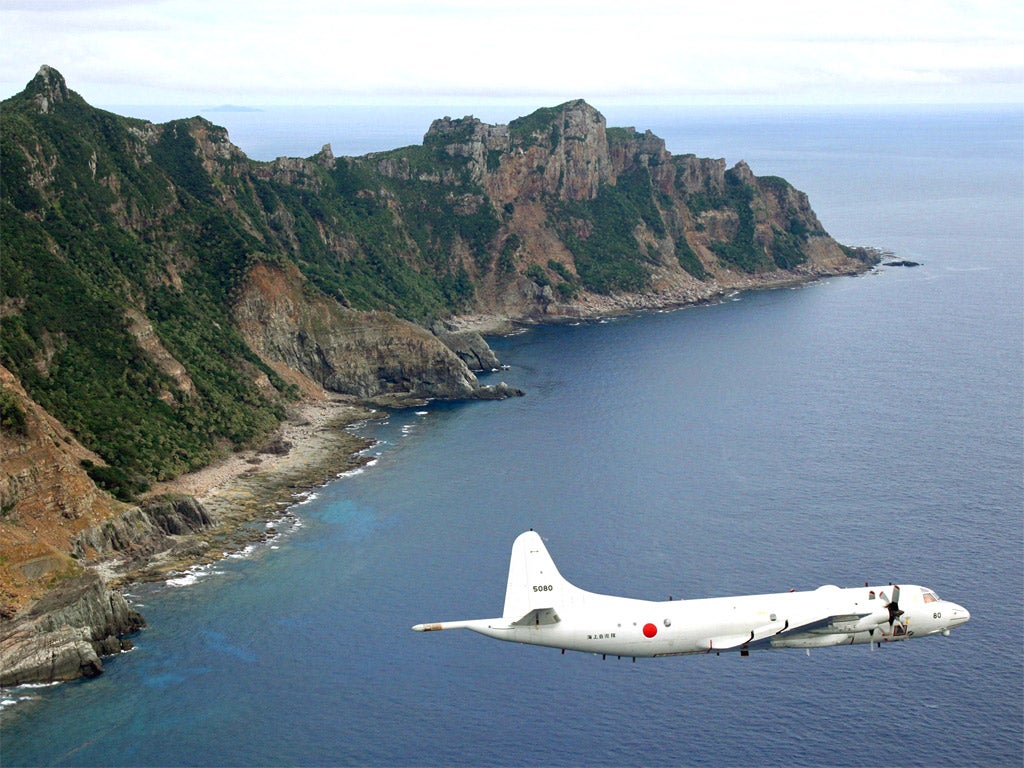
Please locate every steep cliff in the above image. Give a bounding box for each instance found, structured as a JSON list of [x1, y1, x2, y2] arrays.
[[1, 69, 873, 489], [1, 66, 524, 487], [0, 363, 206, 685], [366, 100, 873, 321], [0, 363, 123, 614], [233, 263, 483, 403]]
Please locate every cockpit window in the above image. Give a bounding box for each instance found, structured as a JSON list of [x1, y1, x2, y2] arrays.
[[921, 588, 940, 603]]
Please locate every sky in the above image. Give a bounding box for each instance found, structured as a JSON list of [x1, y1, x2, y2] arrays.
[[1, 0, 1021, 107]]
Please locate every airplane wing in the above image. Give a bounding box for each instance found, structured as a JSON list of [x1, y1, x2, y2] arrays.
[[741, 609, 888, 649], [707, 619, 791, 651]]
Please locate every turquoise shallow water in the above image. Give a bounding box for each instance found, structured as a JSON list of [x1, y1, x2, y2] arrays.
[[3, 106, 1021, 767]]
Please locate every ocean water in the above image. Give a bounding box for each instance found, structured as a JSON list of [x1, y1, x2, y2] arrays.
[[2, 106, 1021, 767]]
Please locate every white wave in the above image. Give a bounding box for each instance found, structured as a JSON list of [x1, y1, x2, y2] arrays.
[[336, 457, 377, 480], [0, 694, 32, 711], [415, 411, 428, 416], [224, 543, 258, 560], [164, 573, 200, 587], [11, 682, 60, 689], [0, 681, 61, 711], [164, 564, 224, 588]]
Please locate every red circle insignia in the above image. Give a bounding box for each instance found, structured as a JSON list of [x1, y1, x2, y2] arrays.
[[643, 623, 658, 638]]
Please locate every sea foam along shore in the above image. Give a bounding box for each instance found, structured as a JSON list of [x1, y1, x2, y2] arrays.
[[132, 395, 380, 582]]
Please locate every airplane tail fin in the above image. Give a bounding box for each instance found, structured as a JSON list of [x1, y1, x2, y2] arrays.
[[502, 530, 579, 622], [411, 531, 581, 634]]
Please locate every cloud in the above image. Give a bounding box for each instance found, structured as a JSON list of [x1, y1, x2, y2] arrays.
[[1, 0, 1021, 105]]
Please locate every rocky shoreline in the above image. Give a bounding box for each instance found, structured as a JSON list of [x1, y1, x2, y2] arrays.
[[449, 257, 876, 335], [123, 397, 379, 582], [0, 397, 379, 687]]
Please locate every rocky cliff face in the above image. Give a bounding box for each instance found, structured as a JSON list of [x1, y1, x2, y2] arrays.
[[233, 263, 485, 403], [0, 364, 124, 611], [413, 100, 613, 202], [0, 572, 144, 685], [366, 98, 873, 322], [0, 363, 210, 684]]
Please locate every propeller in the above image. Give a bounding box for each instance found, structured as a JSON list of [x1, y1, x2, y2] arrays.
[[880, 585, 905, 635]]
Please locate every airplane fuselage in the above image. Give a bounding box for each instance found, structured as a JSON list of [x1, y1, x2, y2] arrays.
[[430, 584, 968, 657], [413, 532, 970, 659]]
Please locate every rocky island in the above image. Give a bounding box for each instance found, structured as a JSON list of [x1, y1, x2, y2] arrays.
[[0, 66, 877, 686]]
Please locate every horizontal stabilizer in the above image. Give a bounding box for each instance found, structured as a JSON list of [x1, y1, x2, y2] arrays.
[[511, 607, 561, 627]]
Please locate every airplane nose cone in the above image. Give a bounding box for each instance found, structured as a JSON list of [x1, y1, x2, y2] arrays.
[[948, 603, 970, 627]]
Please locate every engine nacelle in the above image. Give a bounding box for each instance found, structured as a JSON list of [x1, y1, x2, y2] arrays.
[[849, 609, 891, 633]]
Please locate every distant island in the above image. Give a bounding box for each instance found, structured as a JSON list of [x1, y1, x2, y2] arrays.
[[0, 65, 878, 686], [204, 104, 263, 112]]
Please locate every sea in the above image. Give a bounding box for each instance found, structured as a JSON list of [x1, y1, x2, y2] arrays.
[[2, 104, 1021, 767]]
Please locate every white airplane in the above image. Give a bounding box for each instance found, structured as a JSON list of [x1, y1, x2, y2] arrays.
[[412, 530, 970, 659]]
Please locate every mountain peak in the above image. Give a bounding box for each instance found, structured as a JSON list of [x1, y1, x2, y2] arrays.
[[26, 65, 70, 113]]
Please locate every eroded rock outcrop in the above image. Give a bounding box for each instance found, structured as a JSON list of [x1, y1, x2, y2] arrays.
[[233, 263, 520, 404], [71, 496, 213, 571], [0, 572, 144, 686], [0, 363, 214, 684], [431, 320, 503, 372]]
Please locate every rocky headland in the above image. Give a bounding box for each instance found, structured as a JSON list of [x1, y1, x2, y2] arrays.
[[0, 66, 878, 686]]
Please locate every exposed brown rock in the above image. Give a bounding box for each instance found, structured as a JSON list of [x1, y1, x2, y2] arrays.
[[233, 263, 481, 404]]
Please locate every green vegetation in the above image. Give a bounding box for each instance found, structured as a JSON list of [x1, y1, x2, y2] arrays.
[[675, 236, 708, 280], [0, 80, 288, 483], [555, 282, 579, 300], [150, 120, 216, 201], [769, 227, 806, 270], [707, 169, 771, 273], [0, 388, 28, 436], [81, 459, 150, 502], [688, 170, 818, 273], [604, 127, 633, 143], [614, 167, 666, 238], [548, 166, 672, 294], [551, 189, 648, 293], [547, 259, 574, 283], [509, 105, 564, 147], [498, 234, 520, 274], [525, 263, 550, 287]]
